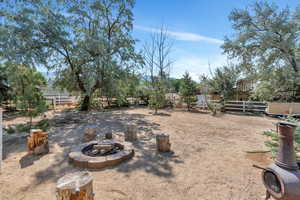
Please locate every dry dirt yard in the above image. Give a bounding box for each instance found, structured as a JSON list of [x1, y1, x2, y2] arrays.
[[1, 107, 279, 200]]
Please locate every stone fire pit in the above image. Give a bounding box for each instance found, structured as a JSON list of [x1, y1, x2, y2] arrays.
[[69, 140, 134, 169]]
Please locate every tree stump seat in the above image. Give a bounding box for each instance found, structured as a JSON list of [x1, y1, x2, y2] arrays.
[[156, 134, 171, 152], [84, 126, 97, 142], [56, 171, 94, 200], [27, 129, 49, 155], [125, 123, 138, 141]]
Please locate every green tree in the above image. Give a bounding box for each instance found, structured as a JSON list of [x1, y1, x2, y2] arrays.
[[7, 63, 47, 129], [222, 2, 300, 101], [1, 0, 141, 111], [0, 64, 11, 104], [170, 78, 183, 93], [180, 72, 197, 111], [203, 65, 240, 101], [149, 87, 166, 114]]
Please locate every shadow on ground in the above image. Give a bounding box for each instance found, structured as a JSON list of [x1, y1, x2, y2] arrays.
[[25, 108, 180, 186]]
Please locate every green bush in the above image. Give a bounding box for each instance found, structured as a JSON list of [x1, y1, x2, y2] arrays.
[[35, 119, 50, 131], [149, 88, 166, 114], [15, 123, 31, 133], [206, 101, 220, 116], [4, 126, 15, 134]]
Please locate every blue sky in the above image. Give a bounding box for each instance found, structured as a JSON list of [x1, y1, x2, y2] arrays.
[[132, 0, 299, 81]]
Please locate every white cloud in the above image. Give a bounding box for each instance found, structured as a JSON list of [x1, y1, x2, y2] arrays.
[[135, 25, 223, 44], [172, 54, 227, 82]]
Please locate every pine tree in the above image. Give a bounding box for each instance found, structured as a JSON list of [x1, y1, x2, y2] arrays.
[[180, 72, 197, 111]]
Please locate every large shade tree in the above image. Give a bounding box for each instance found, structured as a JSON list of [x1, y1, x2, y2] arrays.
[[222, 2, 300, 101], [1, 0, 141, 110]]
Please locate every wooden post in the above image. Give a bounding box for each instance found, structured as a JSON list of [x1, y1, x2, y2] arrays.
[[0, 108, 2, 173], [156, 134, 171, 152], [243, 101, 246, 113], [27, 129, 49, 155], [56, 171, 94, 200], [125, 123, 137, 141], [53, 97, 56, 110]]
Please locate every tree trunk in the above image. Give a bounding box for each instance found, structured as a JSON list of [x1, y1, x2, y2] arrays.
[[80, 95, 90, 111], [154, 107, 158, 115], [29, 114, 33, 130], [56, 171, 94, 200]]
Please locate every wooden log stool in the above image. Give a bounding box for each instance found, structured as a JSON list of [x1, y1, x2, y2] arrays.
[[125, 123, 138, 142], [84, 126, 97, 142], [56, 171, 94, 200], [156, 134, 171, 152], [27, 129, 49, 155], [104, 131, 113, 139]]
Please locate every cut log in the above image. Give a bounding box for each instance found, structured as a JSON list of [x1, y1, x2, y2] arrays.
[[27, 129, 49, 155], [156, 134, 171, 152], [93, 144, 113, 151], [84, 126, 97, 142], [56, 171, 94, 200], [125, 123, 137, 142]]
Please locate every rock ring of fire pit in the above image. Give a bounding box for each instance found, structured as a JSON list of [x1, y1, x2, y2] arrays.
[[69, 140, 134, 169]]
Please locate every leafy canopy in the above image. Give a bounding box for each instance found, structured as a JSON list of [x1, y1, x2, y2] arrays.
[[222, 2, 300, 101]]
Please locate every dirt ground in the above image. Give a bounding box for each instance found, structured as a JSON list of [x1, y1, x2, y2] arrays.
[[1, 107, 279, 200]]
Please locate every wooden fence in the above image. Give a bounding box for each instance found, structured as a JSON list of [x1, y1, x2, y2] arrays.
[[44, 94, 77, 108], [208, 100, 267, 113]]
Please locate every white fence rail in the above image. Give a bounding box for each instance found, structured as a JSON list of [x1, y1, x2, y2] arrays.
[[208, 100, 267, 113]]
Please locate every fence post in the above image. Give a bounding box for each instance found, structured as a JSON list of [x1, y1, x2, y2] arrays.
[[0, 108, 2, 173], [53, 97, 56, 110], [243, 101, 246, 113]]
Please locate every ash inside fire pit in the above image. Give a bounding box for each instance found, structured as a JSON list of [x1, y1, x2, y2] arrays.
[[82, 141, 124, 157]]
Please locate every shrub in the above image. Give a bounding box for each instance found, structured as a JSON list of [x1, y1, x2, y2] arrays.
[[35, 119, 50, 131], [149, 88, 166, 114], [15, 123, 31, 133], [4, 126, 15, 134], [206, 101, 220, 116]]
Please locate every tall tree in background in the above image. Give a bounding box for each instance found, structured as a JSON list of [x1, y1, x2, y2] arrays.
[[180, 72, 197, 111], [143, 25, 173, 114], [222, 2, 300, 101], [1, 0, 141, 111]]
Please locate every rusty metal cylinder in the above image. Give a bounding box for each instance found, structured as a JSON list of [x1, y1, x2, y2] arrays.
[[262, 121, 300, 200], [275, 121, 298, 170]]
